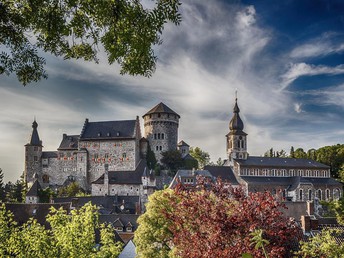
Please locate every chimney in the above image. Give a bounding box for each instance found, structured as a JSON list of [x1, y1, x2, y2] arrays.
[[301, 215, 311, 232], [307, 201, 314, 215]]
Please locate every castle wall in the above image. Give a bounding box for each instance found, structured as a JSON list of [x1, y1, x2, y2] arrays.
[[79, 139, 138, 184]]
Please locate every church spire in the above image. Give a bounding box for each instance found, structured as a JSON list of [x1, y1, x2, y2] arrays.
[[226, 95, 248, 160], [29, 119, 42, 146]]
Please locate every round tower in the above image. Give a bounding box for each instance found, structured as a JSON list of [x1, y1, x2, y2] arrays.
[[143, 102, 180, 162], [226, 97, 248, 160], [24, 120, 43, 188]]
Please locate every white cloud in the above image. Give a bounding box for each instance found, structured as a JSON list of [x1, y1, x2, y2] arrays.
[[280, 63, 344, 90], [290, 35, 344, 59], [294, 103, 303, 113]]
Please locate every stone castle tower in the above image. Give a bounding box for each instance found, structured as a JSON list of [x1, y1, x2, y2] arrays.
[[226, 97, 248, 160], [142, 103, 180, 162], [24, 120, 43, 188]]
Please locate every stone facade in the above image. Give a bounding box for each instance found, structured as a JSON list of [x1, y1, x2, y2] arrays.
[[24, 103, 179, 203], [143, 102, 180, 162]]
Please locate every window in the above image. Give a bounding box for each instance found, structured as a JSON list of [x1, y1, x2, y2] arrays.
[[156, 146, 159, 151], [34, 156, 38, 162], [42, 174, 49, 183], [158, 113, 161, 118], [326, 189, 330, 200], [162, 133, 165, 139], [308, 189, 312, 201], [105, 153, 109, 159], [159, 146, 162, 151], [154, 133, 157, 140], [122, 153, 127, 158], [299, 189, 303, 201], [94, 154, 98, 160], [34, 146, 38, 151], [158, 133, 161, 139], [316, 189, 322, 200]]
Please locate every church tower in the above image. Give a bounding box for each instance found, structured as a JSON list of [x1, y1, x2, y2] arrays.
[[24, 120, 43, 188], [226, 97, 248, 160], [143, 103, 180, 162]]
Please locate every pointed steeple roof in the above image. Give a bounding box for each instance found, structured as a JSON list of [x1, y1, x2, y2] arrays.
[[143, 102, 180, 118], [229, 98, 245, 132], [28, 119, 42, 146]]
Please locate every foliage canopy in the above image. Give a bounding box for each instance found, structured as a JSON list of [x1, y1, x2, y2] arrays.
[[0, 0, 181, 85]]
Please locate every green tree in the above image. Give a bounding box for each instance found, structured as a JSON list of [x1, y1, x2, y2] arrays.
[[57, 181, 85, 197], [1, 0, 181, 85], [134, 189, 176, 258], [0, 168, 5, 202], [216, 157, 223, 166], [38, 187, 56, 203], [307, 148, 317, 160], [161, 150, 184, 174], [294, 148, 307, 159], [297, 228, 344, 257], [0, 203, 17, 256], [289, 146, 295, 158], [189, 147, 210, 169], [316, 144, 344, 178], [146, 144, 157, 170]]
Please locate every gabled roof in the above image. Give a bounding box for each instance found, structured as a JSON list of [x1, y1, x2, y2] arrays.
[[58, 134, 79, 150], [118, 240, 136, 258], [178, 140, 189, 147], [26, 180, 41, 197], [80, 119, 137, 140], [99, 214, 139, 230], [92, 159, 147, 185], [113, 218, 124, 227], [235, 156, 330, 169], [169, 170, 213, 188], [204, 165, 240, 185], [143, 102, 180, 118]]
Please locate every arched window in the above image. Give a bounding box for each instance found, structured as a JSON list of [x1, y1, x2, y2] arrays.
[[326, 189, 330, 200], [42, 174, 49, 183], [333, 188, 341, 200], [299, 189, 303, 201], [161, 133, 165, 139], [316, 189, 322, 200], [308, 189, 312, 201]]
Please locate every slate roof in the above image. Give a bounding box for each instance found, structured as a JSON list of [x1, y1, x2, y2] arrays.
[[5, 203, 71, 227], [178, 140, 189, 147], [118, 240, 136, 258], [42, 151, 58, 158], [27, 120, 42, 146], [169, 170, 213, 188], [99, 214, 140, 231], [80, 119, 137, 140], [92, 159, 147, 185], [26, 180, 41, 196], [53, 195, 140, 214], [204, 165, 240, 185], [235, 156, 330, 169], [143, 102, 180, 118], [58, 134, 79, 150]]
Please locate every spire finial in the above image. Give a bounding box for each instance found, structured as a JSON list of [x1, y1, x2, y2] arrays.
[[235, 88, 238, 100]]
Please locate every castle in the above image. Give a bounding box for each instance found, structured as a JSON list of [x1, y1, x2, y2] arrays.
[[24, 103, 184, 202], [25, 99, 342, 204]]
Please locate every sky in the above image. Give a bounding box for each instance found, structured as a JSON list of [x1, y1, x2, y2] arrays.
[[1, 0, 344, 183]]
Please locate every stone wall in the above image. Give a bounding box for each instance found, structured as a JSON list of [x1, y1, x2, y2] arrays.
[[143, 113, 179, 162]]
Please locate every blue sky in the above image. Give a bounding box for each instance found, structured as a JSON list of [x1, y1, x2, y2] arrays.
[[1, 0, 344, 182]]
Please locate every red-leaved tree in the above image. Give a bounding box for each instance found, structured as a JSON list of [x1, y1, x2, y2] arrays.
[[164, 177, 299, 258]]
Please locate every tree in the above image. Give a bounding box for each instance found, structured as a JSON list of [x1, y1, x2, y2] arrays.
[[297, 228, 344, 257], [134, 189, 176, 258], [216, 157, 223, 166], [146, 144, 157, 170], [161, 150, 184, 174], [0, 202, 123, 257], [316, 144, 344, 178], [289, 146, 295, 158], [137, 178, 298, 258], [1, 0, 182, 85], [0, 168, 5, 202], [57, 181, 85, 197], [189, 147, 210, 169], [294, 148, 307, 159], [38, 187, 56, 203]]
